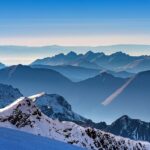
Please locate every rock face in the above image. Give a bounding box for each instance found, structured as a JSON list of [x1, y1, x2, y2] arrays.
[[0, 83, 23, 108], [0, 94, 149, 150], [102, 115, 150, 142], [31, 93, 150, 143]]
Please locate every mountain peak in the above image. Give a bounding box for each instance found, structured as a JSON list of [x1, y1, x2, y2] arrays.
[[55, 53, 65, 58], [119, 115, 130, 120], [85, 51, 94, 55], [85, 51, 104, 57], [99, 71, 114, 78], [66, 51, 77, 57], [111, 51, 128, 57], [30, 93, 86, 122], [11, 64, 30, 70]]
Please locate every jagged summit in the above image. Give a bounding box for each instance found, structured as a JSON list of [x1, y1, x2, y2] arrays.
[[0, 94, 149, 150], [30, 92, 87, 122], [31, 50, 150, 71], [85, 51, 104, 56], [110, 51, 129, 57], [66, 51, 78, 57]]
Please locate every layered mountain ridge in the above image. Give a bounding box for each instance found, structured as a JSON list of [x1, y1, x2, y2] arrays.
[[32, 51, 150, 73], [0, 65, 150, 123]]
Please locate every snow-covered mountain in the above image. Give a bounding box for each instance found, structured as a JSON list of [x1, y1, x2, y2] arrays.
[[0, 127, 83, 150], [30, 93, 87, 123], [0, 94, 149, 150], [29, 93, 150, 143], [0, 83, 23, 108], [1, 90, 150, 143]]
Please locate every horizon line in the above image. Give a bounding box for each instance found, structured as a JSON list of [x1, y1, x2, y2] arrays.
[[0, 43, 150, 47]]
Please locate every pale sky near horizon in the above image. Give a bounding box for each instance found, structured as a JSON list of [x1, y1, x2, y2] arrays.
[[0, 0, 150, 65], [0, 0, 150, 46]]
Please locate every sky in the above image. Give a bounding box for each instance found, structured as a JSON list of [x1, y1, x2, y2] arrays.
[[0, 0, 150, 46]]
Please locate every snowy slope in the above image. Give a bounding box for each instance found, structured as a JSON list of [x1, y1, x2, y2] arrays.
[[0, 94, 150, 150], [0, 127, 83, 150], [0, 84, 23, 108], [30, 93, 87, 123]]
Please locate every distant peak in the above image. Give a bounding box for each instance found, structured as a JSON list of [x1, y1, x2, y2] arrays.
[[85, 51, 104, 56], [16, 64, 32, 70], [67, 51, 77, 57], [55, 53, 65, 57], [99, 71, 113, 77], [17, 64, 25, 68], [119, 115, 130, 120], [85, 51, 94, 55], [111, 51, 128, 56], [7, 64, 30, 71]]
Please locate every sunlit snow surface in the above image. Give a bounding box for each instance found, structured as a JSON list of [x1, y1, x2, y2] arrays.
[[0, 127, 84, 150]]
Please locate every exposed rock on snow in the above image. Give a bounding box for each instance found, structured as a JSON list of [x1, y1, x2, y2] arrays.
[[0, 94, 149, 150], [30, 93, 87, 123]]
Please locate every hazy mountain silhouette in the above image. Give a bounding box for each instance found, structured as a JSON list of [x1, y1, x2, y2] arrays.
[[0, 63, 5, 69], [0, 65, 149, 123], [0, 65, 73, 96], [32, 51, 150, 72], [31, 64, 101, 82]]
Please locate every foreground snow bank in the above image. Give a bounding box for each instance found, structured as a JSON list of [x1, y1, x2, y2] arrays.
[[0, 127, 83, 150]]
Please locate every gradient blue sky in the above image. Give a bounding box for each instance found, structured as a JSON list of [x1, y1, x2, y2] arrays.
[[0, 0, 150, 45]]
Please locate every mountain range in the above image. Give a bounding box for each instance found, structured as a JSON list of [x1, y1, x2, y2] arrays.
[[31, 64, 134, 81], [0, 83, 150, 143], [32, 51, 150, 73], [0, 65, 150, 123], [1, 44, 150, 65], [0, 94, 149, 150], [0, 65, 127, 122], [31, 93, 150, 143], [31, 65, 101, 82]]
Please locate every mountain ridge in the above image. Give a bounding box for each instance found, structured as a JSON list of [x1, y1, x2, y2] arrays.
[[0, 94, 149, 150], [31, 51, 150, 72]]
